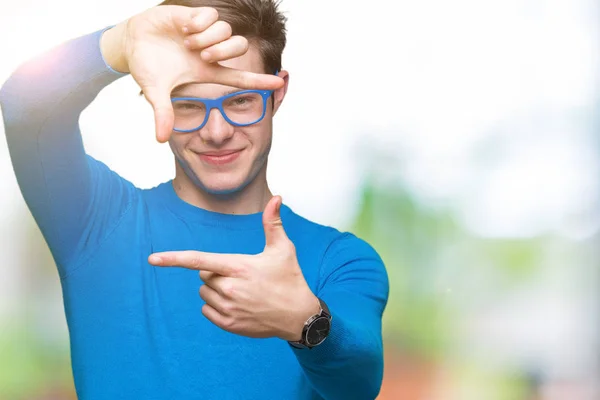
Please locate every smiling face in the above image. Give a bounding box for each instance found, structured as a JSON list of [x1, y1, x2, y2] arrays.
[[168, 45, 288, 196]]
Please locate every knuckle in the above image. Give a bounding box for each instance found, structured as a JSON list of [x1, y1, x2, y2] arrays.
[[232, 36, 249, 53], [191, 256, 204, 269], [201, 303, 210, 315], [204, 7, 219, 21], [210, 37, 247, 60], [189, 34, 205, 48], [194, 7, 218, 26], [281, 240, 297, 256], [199, 271, 211, 281], [223, 282, 236, 297], [215, 20, 232, 36], [230, 264, 246, 278], [222, 301, 235, 314], [222, 317, 236, 330], [235, 74, 252, 90], [232, 35, 248, 45], [199, 284, 210, 299], [207, 46, 224, 60], [269, 217, 283, 227]]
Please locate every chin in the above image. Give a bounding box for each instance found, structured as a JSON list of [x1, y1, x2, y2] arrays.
[[193, 173, 252, 196], [200, 184, 244, 196]]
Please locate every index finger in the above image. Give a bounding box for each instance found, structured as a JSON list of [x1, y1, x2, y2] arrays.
[[148, 251, 237, 276], [206, 65, 285, 91]]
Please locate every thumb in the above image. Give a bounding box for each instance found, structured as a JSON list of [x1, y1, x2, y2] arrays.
[[263, 195, 288, 248], [143, 84, 175, 143], [170, 5, 213, 30]]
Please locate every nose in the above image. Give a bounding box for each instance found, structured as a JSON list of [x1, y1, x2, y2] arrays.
[[199, 108, 235, 146]]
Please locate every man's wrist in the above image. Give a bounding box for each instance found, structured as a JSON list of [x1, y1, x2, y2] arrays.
[[282, 293, 321, 342], [100, 22, 130, 74]]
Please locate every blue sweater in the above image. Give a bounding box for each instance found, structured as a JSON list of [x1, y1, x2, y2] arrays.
[[0, 28, 389, 400]]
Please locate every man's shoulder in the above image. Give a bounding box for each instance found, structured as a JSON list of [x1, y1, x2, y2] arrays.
[[281, 204, 380, 262], [280, 203, 344, 243]]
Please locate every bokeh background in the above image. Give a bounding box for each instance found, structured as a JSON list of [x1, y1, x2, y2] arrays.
[[1, 0, 599, 399]]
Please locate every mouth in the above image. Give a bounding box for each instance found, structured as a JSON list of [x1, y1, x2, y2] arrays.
[[198, 149, 243, 166]]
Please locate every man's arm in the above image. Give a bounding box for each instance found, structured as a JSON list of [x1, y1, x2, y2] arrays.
[[292, 233, 390, 400], [0, 27, 135, 277], [0, 6, 284, 279], [147, 198, 390, 399]]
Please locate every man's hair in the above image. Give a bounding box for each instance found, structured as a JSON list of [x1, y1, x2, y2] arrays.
[[159, 0, 287, 73]]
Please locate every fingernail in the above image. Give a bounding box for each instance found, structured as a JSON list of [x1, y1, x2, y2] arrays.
[[182, 26, 189, 34], [183, 39, 191, 48], [201, 51, 211, 60], [149, 255, 162, 264]]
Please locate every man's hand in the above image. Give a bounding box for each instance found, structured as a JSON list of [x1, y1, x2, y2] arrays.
[[147, 196, 320, 341], [100, 5, 284, 143]]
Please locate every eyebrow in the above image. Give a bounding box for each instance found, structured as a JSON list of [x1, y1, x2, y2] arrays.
[[170, 85, 241, 99]]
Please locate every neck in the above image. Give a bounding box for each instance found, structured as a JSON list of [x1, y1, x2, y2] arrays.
[[172, 163, 272, 215]]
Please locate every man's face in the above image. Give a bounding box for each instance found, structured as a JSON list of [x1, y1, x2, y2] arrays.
[[168, 45, 288, 195]]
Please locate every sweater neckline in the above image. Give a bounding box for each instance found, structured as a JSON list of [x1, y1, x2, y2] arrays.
[[155, 180, 289, 231]]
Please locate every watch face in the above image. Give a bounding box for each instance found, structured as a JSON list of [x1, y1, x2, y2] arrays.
[[306, 316, 331, 346]]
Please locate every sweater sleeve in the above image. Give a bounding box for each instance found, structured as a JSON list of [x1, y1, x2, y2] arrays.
[[0, 27, 136, 278], [292, 233, 390, 400]]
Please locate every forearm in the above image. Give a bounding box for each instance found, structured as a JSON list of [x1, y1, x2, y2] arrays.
[[290, 234, 389, 400], [0, 27, 131, 271], [291, 309, 384, 400], [0, 27, 126, 127]]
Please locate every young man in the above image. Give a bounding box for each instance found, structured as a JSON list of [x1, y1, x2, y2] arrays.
[[0, 1, 389, 399]]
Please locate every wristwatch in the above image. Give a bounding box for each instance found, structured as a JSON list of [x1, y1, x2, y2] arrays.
[[288, 297, 332, 349]]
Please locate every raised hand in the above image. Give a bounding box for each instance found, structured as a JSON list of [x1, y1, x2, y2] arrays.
[[148, 196, 320, 341], [101, 5, 284, 143]]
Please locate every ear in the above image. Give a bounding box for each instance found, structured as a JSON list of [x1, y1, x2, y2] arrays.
[[272, 70, 289, 116]]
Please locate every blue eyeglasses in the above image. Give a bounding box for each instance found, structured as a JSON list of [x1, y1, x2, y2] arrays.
[[171, 89, 273, 133], [171, 71, 280, 133]]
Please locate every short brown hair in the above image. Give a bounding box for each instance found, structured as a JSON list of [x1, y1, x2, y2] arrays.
[[159, 0, 287, 73]]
